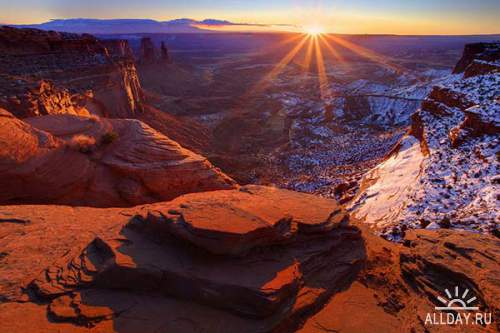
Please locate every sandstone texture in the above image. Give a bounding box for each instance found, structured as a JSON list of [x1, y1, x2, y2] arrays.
[[0, 187, 497, 332], [0, 26, 212, 155], [0, 26, 144, 118], [299, 229, 499, 333], [137, 37, 170, 65], [0, 110, 235, 207]]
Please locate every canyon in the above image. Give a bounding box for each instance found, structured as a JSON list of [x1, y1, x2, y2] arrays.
[[0, 26, 498, 332]]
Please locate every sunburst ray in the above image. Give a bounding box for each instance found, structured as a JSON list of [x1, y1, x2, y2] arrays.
[[318, 34, 346, 64], [467, 296, 477, 304], [313, 36, 329, 100], [302, 35, 315, 72], [264, 33, 305, 53], [245, 35, 309, 96], [325, 35, 405, 73]]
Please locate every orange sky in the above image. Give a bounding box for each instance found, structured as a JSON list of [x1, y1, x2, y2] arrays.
[[1, 1, 499, 35]]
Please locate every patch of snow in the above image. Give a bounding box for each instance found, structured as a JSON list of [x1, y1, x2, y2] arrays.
[[349, 136, 424, 229]]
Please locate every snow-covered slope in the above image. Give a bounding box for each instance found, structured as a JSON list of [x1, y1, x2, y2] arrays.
[[271, 65, 451, 129], [349, 136, 425, 230], [349, 42, 500, 240]]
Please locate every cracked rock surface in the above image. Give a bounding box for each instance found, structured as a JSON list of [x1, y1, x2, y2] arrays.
[[0, 186, 498, 332]]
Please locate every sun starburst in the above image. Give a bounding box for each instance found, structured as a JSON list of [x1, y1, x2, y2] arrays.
[[242, 31, 407, 107], [304, 25, 324, 36]]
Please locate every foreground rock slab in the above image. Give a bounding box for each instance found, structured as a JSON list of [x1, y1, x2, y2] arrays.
[[0, 186, 364, 332], [139, 185, 348, 256], [0, 186, 498, 332]]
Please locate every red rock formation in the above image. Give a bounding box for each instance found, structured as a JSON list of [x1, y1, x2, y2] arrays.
[[299, 229, 499, 332], [350, 42, 500, 238], [449, 105, 500, 147], [139, 37, 156, 64], [137, 185, 348, 256], [453, 42, 500, 74], [0, 193, 497, 332], [462, 107, 500, 136], [407, 112, 430, 155], [420, 86, 477, 121], [0, 79, 91, 118], [423, 86, 475, 113], [137, 38, 170, 65], [100, 39, 134, 59], [422, 74, 498, 149], [160, 41, 170, 63], [0, 31, 498, 333], [89, 60, 145, 117], [0, 110, 235, 207], [29, 187, 356, 321], [464, 60, 500, 78], [0, 27, 145, 119], [0, 27, 223, 174], [136, 104, 212, 153], [0, 26, 106, 55], [0, 27, 205, 153]]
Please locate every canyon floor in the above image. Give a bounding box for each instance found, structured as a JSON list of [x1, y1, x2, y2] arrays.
[[0, 27, 498, 332]]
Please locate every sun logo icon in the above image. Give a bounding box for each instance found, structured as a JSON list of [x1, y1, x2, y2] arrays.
[[435, 286, 479, 311]]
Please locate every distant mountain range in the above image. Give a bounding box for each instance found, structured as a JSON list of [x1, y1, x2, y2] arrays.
[[9, 18, 271, 34]]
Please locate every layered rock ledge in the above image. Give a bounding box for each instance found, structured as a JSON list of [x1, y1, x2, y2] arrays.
[[0, 110, 235, 207], [0, 187, 498, 332], [0, 26, 144, 118], [0, 186, 366, 332]]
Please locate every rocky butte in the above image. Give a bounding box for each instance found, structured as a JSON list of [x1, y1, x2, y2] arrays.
[[0, 27, 498, 333]]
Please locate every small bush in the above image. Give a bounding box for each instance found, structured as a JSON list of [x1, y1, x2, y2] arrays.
[[69, 134, 96, 153], [101, 131, 119, 145]]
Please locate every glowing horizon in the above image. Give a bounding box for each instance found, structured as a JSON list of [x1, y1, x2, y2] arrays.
[[240, 29, 405, 107], [1, 0, 500, 35]]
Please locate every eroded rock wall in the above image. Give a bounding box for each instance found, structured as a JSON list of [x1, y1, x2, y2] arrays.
[[0, 27, 145, 119]]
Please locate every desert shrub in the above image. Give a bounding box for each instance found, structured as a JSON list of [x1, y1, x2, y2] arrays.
[[69, 134, 96, 153], [101, 131, 119, 145]]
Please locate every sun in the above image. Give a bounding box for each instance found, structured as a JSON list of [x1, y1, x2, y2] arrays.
[[304, 25, 325, 36]]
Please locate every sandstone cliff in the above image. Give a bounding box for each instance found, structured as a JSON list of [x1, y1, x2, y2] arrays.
[[0, 109, 235, 207], [0, 77, 91, 118], [0, 26, 144, 119], [0, 27, 210, 154], [453, 42, 500, 75]]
